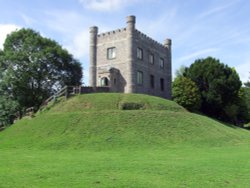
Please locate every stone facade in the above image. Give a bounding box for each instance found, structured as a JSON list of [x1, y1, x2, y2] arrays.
[[89, 15, 172, 99]]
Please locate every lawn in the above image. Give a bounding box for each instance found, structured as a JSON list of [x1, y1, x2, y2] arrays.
[[1, 146, 250, 187], [0, 93, 250, 187]]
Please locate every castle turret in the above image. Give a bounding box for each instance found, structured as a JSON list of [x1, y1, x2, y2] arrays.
[[126, 15, 136, 31], [164, 38, 171, 52], [164, 38, 172, 65], [164, 38, 172, 98], [126, 15, 136, 93], [89, 26, 98, 87]]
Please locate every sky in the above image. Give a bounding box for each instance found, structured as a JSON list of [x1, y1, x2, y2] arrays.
[[0, 0, 249, 84]]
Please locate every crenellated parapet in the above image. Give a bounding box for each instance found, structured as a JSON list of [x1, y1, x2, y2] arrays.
[[97, 28, 127, 38], [135, 29, 170, 50]]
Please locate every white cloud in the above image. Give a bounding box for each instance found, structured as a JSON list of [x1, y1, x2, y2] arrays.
[[64, 30, 89, 59], [235, 61, 250, 83], [79, 0, 141, 11], [0, 24, 20, 49]]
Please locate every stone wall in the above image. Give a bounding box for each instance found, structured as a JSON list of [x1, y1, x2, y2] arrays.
[[96, 28, 130, 93], [132, 30, 171, 99], [80, 87, 110, 94]]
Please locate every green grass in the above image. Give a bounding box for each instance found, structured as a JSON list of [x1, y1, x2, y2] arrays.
[[0, 93, 250, 187]]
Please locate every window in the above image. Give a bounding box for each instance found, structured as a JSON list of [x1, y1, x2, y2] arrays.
[[137, 48, 143, 60], [159, 58, 164, 69], [149, 53, 154, 64], [150, 75, 154, 88], [137, 71, 143, 85], [160, 78, 164, 91], [107, 47, 116, 59], [101, 77, 109, 86]]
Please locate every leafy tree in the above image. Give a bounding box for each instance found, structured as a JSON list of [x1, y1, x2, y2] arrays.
[[184, 57, 242, 121], [240, 87, 250, 123], [0, 95, 19, 127], [172, 76, 201, 112], [0, 28, 82, 112]]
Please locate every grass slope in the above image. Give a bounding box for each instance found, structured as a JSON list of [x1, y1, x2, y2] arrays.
[[0, 93, 250, 187]]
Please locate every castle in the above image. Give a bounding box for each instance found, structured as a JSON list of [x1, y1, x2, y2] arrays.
[[89, 15, 172, 99]]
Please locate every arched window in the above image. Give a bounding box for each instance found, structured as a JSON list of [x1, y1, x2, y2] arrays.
[[101, 77, 109, 86]]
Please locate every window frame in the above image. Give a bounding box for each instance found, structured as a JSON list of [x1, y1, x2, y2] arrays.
[[159, 58, 164, 69], [137, 47, 143, 60], [149, 53, 154, 64], [107, 47, 116, 60], [137, 71, 143, 85]]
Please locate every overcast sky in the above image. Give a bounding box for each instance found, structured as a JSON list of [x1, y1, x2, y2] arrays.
[[0, 0, 249, 84]]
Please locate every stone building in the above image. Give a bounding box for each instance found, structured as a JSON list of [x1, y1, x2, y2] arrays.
[[89, 15, 172, 99]]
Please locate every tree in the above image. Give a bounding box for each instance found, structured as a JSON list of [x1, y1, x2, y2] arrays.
[[0, 95, 19, 127], [240, 87, 250, 123], [0, 28, 82, 112], [172, 76, 201, 112], [184, 57, 242, 121]]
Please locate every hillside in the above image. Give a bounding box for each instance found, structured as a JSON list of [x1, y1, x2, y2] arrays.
[[1, 93, 250, 187], [0, 93, 249, 150]]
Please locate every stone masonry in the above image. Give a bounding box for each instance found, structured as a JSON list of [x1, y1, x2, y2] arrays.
[[89, 15, 172, 99]]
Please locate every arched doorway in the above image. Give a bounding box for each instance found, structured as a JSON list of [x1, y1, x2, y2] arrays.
[[100, 77, 109, 86]]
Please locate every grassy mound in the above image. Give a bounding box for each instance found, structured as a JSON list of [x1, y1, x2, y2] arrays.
[[47, 93, 186, 112], [0, 93, 249, 150], [1, 93, 250, 187]]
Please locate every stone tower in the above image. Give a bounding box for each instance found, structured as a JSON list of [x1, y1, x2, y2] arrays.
[[89, 26, 98, 87], [126, 15, 136, 93], [89, 15, 172, 99]]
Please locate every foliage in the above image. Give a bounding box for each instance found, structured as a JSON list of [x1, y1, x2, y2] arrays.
[[0, 28, 82, 111], [184, 57, 242, 122], [0, 95, 19, 127], [172, 76, 201, 112], [240, 87, 250, 122]]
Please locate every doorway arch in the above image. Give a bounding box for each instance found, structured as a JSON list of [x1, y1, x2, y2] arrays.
[[100, 77, 109, 86]]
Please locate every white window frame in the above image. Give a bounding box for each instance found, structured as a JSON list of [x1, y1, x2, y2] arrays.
[[107, 47, 116, 59]]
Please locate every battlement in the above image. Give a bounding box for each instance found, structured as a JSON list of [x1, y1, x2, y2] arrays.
[[97, 27, 127, 38], [135, 29, 167, 49], [96, 27, 169, 50]]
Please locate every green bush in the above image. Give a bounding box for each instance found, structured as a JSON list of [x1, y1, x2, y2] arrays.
[[172, 76, 201, 112]]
